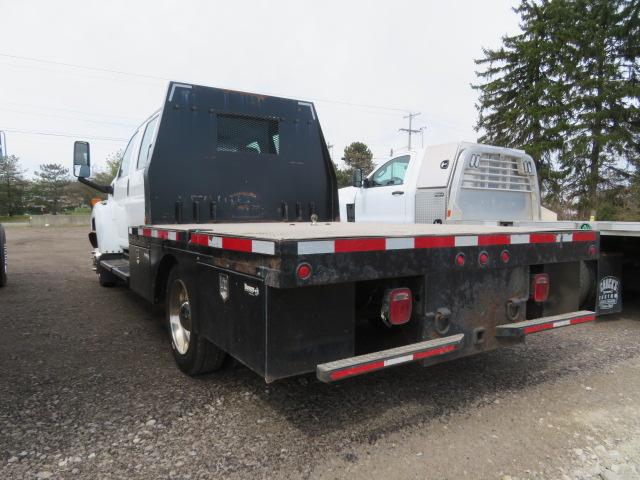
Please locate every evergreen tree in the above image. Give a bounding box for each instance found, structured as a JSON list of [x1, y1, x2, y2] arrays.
[[0, 155, 28, 216], [473, 0, 566, 190], [474, 0, 639, 218], [33, 164, 71, 215], [342, 142, 375, 176], [556, 0, 640, 217]]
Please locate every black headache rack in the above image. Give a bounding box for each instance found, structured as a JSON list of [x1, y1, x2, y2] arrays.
[[124, 225, 600, 382], [144, 82, 339, 225]]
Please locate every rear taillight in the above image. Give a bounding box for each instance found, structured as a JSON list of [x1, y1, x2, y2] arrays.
[[296, 263, 312, 280], [531, 273, 550, 303], [381, 288, 412, 326]]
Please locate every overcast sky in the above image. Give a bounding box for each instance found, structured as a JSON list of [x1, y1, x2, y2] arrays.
[[0, 0, 520, 177]]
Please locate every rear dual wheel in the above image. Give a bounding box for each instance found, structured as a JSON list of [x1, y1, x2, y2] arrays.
[[166, 266, 227, 375]]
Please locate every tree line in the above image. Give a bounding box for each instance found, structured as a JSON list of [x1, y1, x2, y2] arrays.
[[474, 0, 639, 220], [0, 152, 121, 217]]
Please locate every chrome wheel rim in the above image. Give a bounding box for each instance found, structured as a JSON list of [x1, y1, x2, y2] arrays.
[[168, 279, 191, 355]]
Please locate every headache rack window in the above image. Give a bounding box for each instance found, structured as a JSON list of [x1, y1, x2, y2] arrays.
[[217, 114, 280, 155], [462, 153, 532, 192]]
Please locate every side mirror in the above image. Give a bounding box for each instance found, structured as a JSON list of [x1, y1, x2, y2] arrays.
[[352, 168, 363, 188], [73, 141, 91, 178]]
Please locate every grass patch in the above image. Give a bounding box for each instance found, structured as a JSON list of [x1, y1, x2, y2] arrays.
[[0, 215, 30, 223]]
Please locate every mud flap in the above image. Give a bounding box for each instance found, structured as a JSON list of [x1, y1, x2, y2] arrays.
[[597, 253, 622, 315]]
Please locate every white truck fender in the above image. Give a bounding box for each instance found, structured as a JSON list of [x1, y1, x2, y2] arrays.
[[92, 200, 123, 255], [338, 186, 358, 221]]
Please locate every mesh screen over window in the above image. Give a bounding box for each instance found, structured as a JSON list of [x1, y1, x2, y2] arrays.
[[217, 114, 279, 154]]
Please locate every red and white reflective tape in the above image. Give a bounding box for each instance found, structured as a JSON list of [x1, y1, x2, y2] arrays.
[[190, 232, 275, 256], [130, 227, 185, 242], [298, 230, 597, 255], [329, 343, 459, 381], [523, 313, 595, 335]]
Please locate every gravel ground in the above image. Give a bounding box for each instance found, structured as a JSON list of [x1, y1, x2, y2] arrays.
[[1, 226, 639, 480]]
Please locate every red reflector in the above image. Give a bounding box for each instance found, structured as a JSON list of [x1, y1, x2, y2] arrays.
[[500, 250, 510, 263], [531, 273, 550, 303], [191, 233, 209, 246], [530, 233, 557, 243], [382, 288, 412, 326], [415, 236, 455, 249], [478, 251, 489, 266], [413, 343, 458, 360], [574, 231, 596, 242], [478, 234, 511, 246], [588, 244, 597, 257], [455, 253, 465, 266], [330, 361, 385, 380], [222, 237, 252, 252], [335, 238, 386, 253], [524, 322, 554, 334], [297, 263, 312, 280], [571, 314, 595, 325]]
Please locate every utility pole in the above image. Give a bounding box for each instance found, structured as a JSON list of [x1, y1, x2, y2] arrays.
[[0, 131, 6, 157], [399, 112, 421, 150], [418, 126, 426, 148]]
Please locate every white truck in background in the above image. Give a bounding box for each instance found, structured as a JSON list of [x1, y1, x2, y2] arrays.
[[339, 142, 640, 310], [339, 142, 558, 225]]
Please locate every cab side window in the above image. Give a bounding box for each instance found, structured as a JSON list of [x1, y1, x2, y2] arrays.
[[137, 116, 159, 169], [370, 155, 410, 187], [118, 131, 140, 178]]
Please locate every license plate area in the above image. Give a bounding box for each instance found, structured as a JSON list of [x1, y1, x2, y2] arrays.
[[421, 267, 529, 354]]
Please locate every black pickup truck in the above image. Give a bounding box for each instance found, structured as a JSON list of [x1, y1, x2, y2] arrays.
[[72, 82, 607, 383]]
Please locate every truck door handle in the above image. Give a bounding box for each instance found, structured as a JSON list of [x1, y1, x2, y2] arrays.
[[392, 191, 404, 196]]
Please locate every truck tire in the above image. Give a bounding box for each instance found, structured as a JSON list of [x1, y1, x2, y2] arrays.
[[97, 266, 118, 287], [165, 266, 227, 375], [0, 225, 7, 287]]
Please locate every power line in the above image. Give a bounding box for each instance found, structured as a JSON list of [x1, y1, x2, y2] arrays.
[[0, 99, 140, 123], [0, 107, 136, 128], [0, 52, 413, 114], [0, 52, 168, 82], [1, 128, 127, 142]]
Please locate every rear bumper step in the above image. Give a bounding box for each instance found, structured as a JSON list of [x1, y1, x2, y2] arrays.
[[317, 333, 464, 383], [496, 310, 596, 337]]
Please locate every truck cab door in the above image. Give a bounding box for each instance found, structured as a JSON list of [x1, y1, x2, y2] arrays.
[[128, 115, 158, 229], [112, 130, 141, 249], [356, 155, 410, 223]]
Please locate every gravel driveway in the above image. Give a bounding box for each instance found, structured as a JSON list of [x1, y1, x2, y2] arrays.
[[1, 227, 639, 480]]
